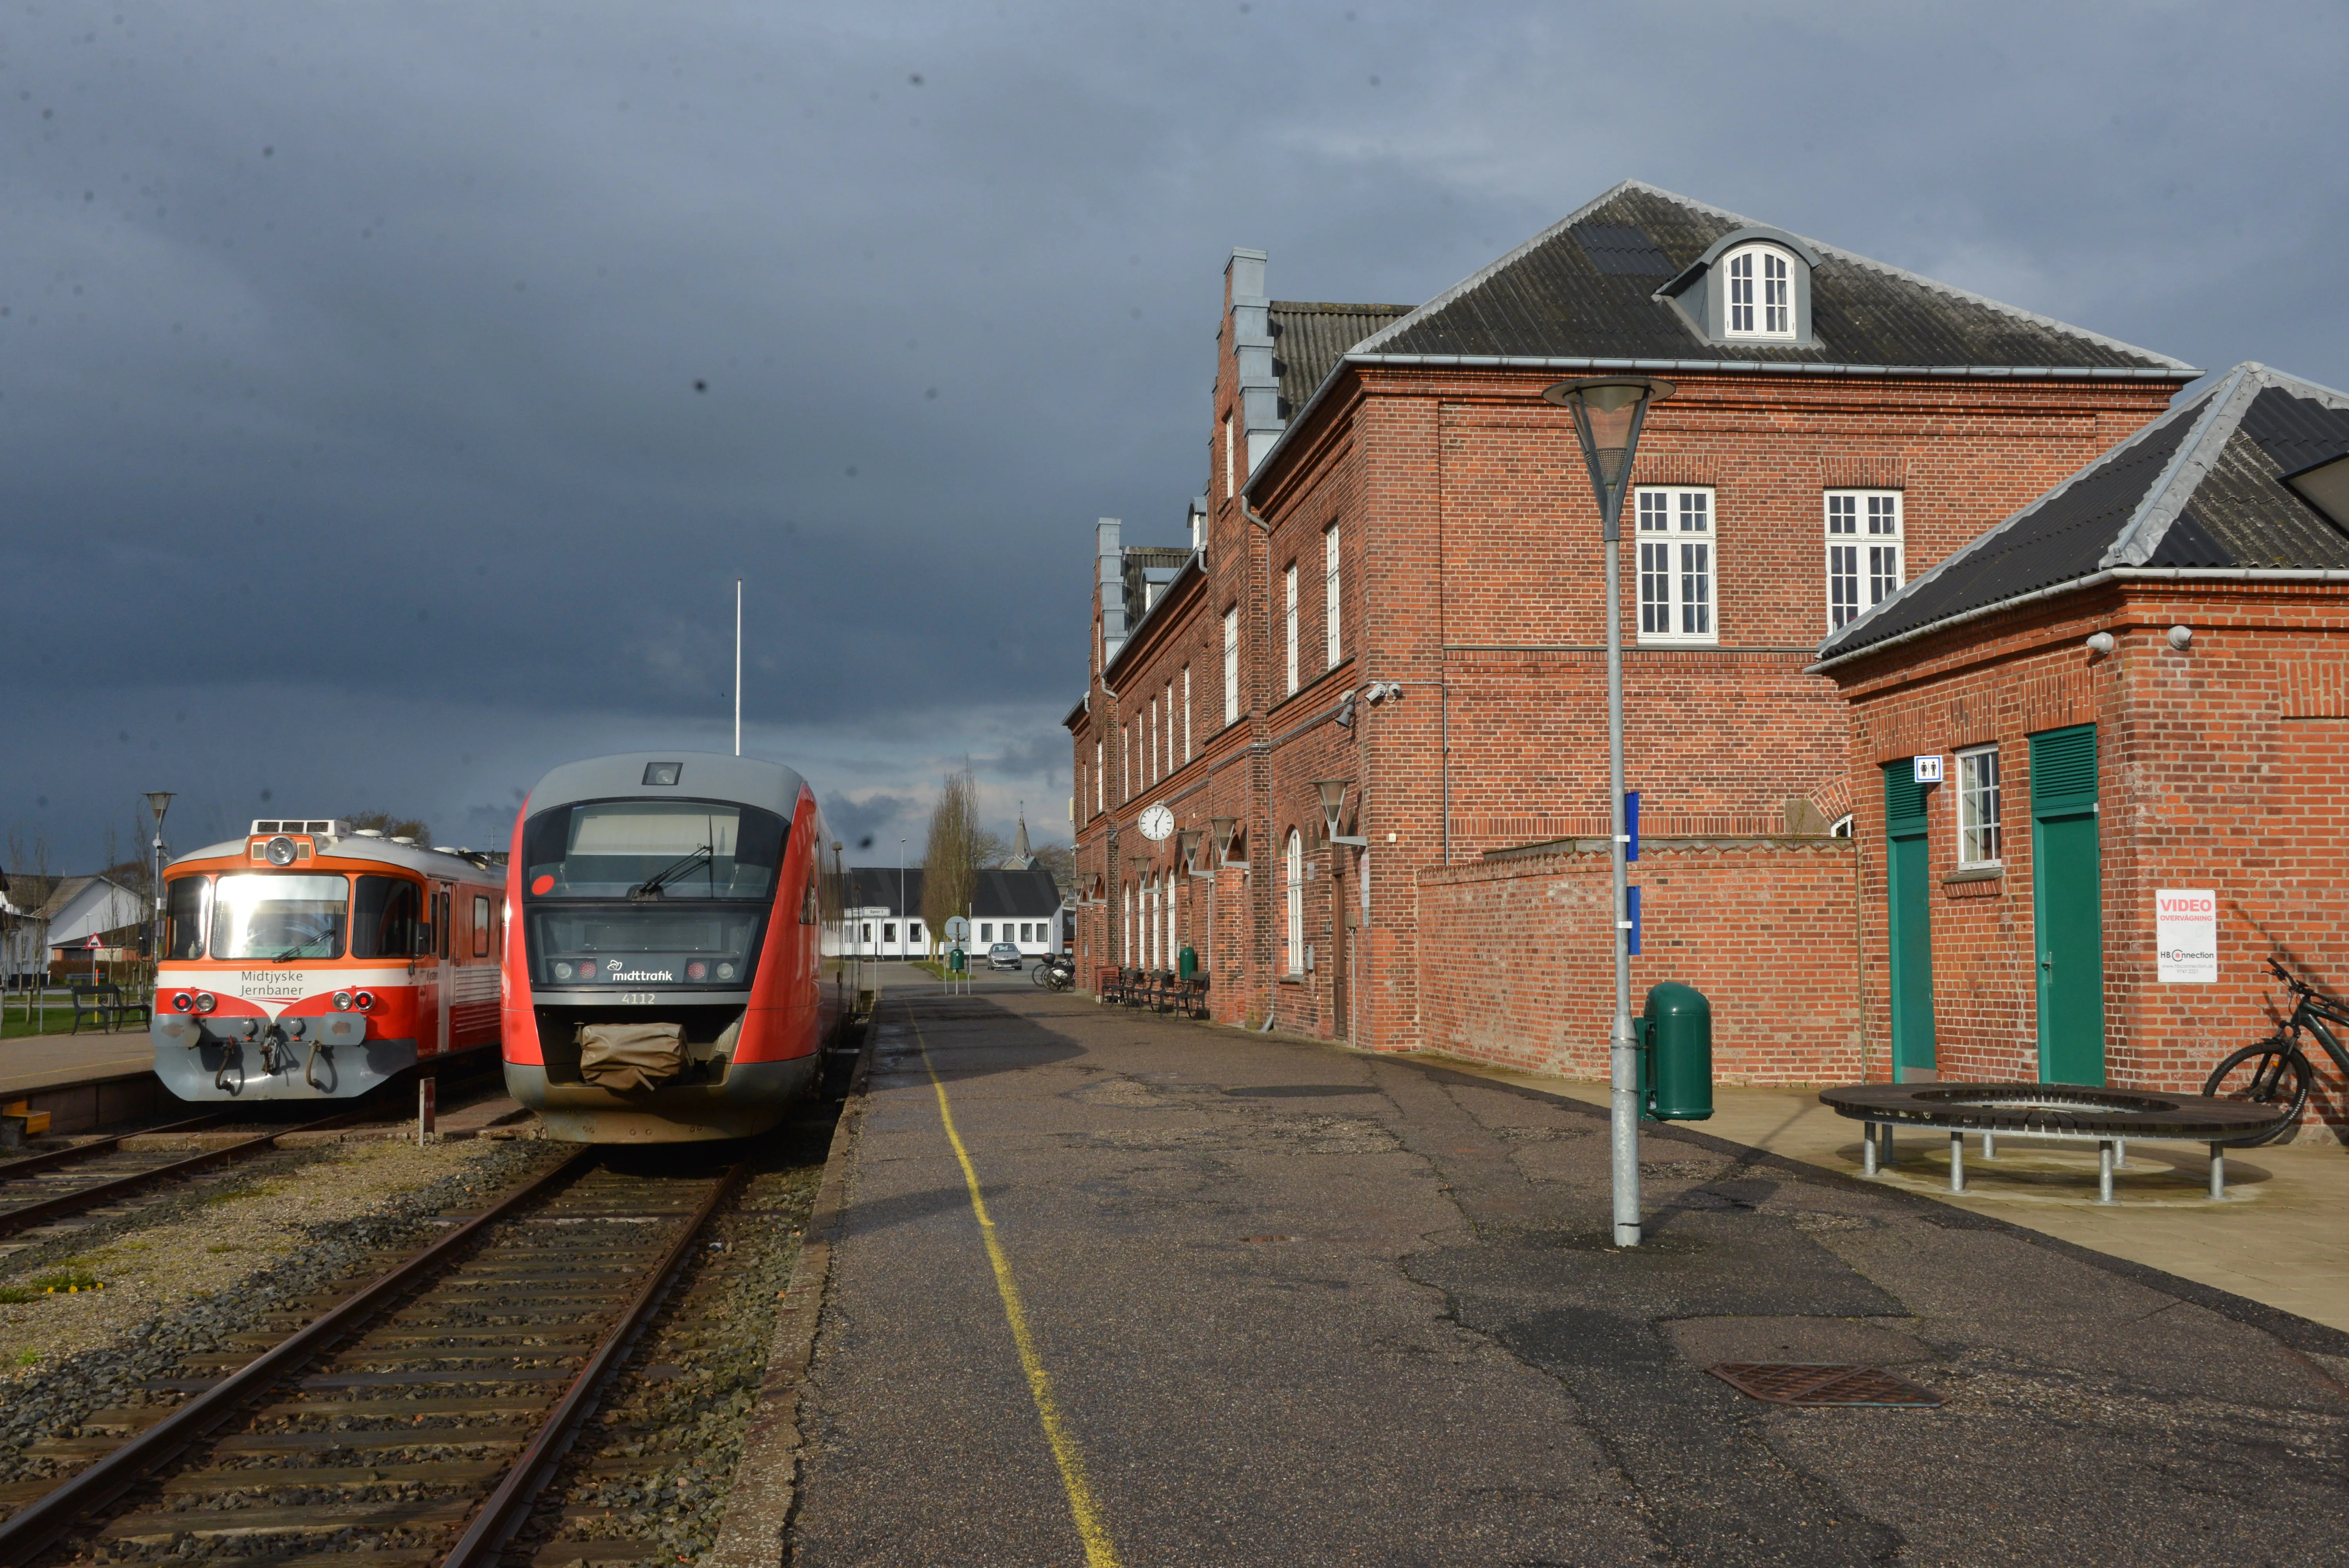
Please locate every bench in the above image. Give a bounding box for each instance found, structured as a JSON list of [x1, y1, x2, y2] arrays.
[[69, 984, 145, 1035]]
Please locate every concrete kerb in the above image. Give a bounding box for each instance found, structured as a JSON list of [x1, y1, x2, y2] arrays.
[[706, 1014, 879, 1568], [1394, 1053, 2349, 1369]]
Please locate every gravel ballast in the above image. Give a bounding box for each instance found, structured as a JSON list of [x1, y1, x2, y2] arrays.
[[0, 1135, 572, 1481]]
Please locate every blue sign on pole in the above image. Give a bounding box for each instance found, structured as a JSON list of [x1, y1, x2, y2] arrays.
[[1624, 790, 1640, 862], [1626, 885, 1642, 957]]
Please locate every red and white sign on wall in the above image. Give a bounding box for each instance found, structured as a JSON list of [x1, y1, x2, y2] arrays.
[[2155, 889, 2217, 983]]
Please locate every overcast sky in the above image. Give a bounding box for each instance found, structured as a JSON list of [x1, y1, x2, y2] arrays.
[[6, 1, 2345, 872]]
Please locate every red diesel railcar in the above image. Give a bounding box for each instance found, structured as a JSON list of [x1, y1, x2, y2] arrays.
[[501, 752, 849, 1142]]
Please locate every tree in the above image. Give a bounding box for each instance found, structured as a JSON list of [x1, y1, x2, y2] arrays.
[[1026, 840, 1075, 893], [346, 809, 432, 843], [919, 766, 980, 953]]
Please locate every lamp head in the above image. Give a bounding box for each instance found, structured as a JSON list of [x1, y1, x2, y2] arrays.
[[1540, 375, 1675, 489], [144, 791, 174, 825]]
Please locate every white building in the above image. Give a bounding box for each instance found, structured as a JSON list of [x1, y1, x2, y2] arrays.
[[835, 864, 1070, 961], [2, 874, 146, 983]]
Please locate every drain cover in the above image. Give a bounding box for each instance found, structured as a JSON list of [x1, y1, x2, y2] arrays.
[[1707, 1363, 1942, 1407]]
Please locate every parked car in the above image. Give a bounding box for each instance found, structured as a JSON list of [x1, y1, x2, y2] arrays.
[[987, 942, 1023, 971]]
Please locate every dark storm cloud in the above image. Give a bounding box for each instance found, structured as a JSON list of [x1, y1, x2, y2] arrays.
[[5, 1, 2345, 866]]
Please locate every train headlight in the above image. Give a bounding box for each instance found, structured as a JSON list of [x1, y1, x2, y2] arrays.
[[194, 992, 216, 1013], [331, 991, 353, 1012], [716, 962, 736, 981], [686, 961, 707, 982], [353, 990, 375, 1011], [171, 991, 194, 1013], [554, 962, 574, 980], [264, 835, 299, 867]]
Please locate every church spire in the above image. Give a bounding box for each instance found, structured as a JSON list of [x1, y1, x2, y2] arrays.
[[1007, 803, 1034, 869]]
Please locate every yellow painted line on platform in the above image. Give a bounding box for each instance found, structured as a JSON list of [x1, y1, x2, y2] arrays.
[[906, 1009, 1121, 1568]]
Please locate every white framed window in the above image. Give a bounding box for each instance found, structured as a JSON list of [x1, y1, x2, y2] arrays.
[[1825, 491, 1903, 631], [1223, 417, 1235, 499], [1123, 884, 1133, 966], [1724, 244, 1793, 338], [1957, 746, 2002, 867], [1123, 723, 1132, 801], [1094, 741, 1103, 813], [1323, 523, 1342, 670], [1284, 563, 1299, 695], [1182, 665, 1192, 761], [1635, 487, 1716, 644], [1163, 680, 1174, 775], [1223, 607, 1240, 725], [1283, 829, 1304, 974]]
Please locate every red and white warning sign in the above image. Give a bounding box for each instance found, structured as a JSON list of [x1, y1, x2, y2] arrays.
[[84, 934, 102, 951], [2155, 889, 2216, 983]]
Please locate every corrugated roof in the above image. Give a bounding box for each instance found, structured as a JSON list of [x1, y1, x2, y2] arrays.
[[1817, 363, 2349, 664], [1351, 182, 2192, 373], [843, 865, 1064, 920], [1269, 301, 1412, 412]]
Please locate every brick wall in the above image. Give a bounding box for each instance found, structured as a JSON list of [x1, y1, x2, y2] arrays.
[[1417, 837, 1864, 1084], [1831, 579, 2349, 1125]]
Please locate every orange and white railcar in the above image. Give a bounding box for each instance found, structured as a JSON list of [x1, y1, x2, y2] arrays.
[[151, 821, 504, 1101]]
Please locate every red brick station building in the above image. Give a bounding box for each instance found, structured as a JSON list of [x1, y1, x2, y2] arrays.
[[1066, 181, 2349, 1117]]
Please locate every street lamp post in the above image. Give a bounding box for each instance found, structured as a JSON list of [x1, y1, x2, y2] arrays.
[[144, 792, 174, 982], [1539, 375, 1674, 1249]]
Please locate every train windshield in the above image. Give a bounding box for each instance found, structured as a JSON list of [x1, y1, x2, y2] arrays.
[[210, 874, 348, 961], [520, 800, 786, 900], [520, 799, 788, 990]]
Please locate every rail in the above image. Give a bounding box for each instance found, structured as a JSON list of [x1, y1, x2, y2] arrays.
[[0, 1148, 746, 1562]]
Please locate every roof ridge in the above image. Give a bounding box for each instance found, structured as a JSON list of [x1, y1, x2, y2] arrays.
[[1347, 179, 1667, 356], [1271, 300, 1415, 313], [1779, 226, 2196, 374], [2105, 365, 2258, 567], [2237, 360, 2349, 410], [1818, 380, 2222, 654]]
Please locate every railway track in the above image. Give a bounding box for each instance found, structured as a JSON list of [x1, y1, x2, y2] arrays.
[[0, 1062, 513, 1242], [0, 1147, 747, 1565]]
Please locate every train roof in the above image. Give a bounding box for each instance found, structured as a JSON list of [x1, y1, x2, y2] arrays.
[[169, 833, 506, 883], [522, 752, 815, 820]]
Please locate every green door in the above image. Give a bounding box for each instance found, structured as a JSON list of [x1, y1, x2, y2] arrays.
[[1884, 764, 1936, 1080], [2031, 724, 2103, 1085]]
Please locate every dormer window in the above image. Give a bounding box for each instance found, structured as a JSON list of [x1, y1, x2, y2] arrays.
[[1724, 245, 1793, 338], [1656, 226, 1817, 346]]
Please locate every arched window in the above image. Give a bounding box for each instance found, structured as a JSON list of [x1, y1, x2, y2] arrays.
[[1123, 883, 1133, 967], [1723, 244, 1793, 338], [1283, 829, 1304, 975]]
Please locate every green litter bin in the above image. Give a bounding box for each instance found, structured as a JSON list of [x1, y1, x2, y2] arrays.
[[1637, 981, 1713, 1122]]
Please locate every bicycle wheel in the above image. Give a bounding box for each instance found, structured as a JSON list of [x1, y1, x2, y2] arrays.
[[1031, 963, 1052, 987], [2203, 1038, 2313, 1145]]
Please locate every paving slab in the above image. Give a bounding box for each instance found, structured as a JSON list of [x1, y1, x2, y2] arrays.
[[0, 1027, 153, 1097], [789, 991, 2349, 1568], [1431, 1062, 2349, 1336]]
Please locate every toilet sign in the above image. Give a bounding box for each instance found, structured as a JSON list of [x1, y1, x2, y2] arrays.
[[2155, 889, 2217, 982]]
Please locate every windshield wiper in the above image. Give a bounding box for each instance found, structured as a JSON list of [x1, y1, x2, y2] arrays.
[[273, 934, 331, 961], [629, 845, 713, 902]]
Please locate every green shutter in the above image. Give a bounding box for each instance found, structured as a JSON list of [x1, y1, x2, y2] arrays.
[[2030, 725, 2098, 817], [1885, 764, 1929, 835]]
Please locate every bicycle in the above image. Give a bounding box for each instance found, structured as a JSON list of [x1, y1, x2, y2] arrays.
[[1031, 954, 1075, 992], [2202, 957, 2349, 1145]]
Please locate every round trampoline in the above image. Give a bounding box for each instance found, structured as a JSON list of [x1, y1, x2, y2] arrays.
[[1818, 1082, 2292, 1202]]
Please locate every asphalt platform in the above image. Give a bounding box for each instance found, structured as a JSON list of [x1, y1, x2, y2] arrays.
[[788, 980, 2349, 1567]]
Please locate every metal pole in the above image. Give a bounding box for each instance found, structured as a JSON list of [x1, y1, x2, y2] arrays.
[[1602, 480, 1640, 1249], [733, 577, 743, 757]]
